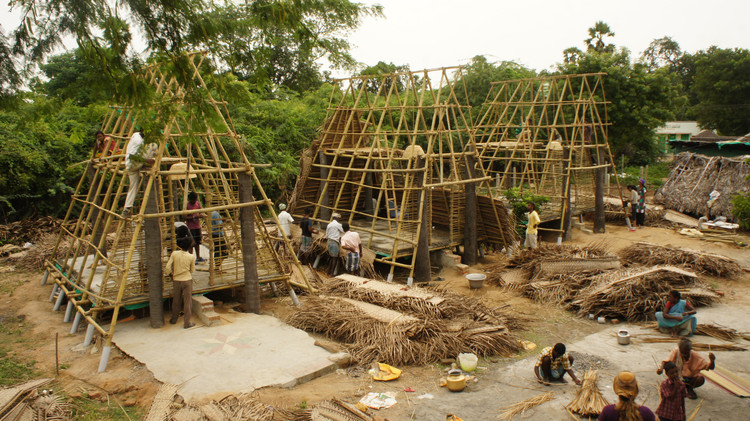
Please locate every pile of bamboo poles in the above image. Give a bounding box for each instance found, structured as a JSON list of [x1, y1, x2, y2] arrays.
[[644, 321, 741, 342], [567, 370, 609, 416], [638, 337, 746, 351], [506, 242, 616, 276], [620, 242, 741, 277]]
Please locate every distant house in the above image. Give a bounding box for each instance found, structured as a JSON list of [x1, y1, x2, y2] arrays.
[[669, 129, 750, 157], [655, 121, 701, 155]]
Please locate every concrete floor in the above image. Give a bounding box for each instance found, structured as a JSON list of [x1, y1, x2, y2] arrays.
[[374, 303, 750, 420], [112, 311, 336, 401]]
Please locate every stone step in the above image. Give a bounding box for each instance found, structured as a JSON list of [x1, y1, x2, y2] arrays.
[[191, 295, 221, 327]]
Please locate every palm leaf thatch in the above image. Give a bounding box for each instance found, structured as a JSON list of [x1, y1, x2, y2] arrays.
[[620, 242, 741, 277], [568, 266, 717, 321], [498, 392, 555, 420], [567, 370, 609, 416]]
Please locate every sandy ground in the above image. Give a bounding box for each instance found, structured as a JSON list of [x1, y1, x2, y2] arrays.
[[1, 220, 749, 420]]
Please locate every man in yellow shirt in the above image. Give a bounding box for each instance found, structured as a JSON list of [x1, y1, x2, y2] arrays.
[[166, 236, 196, 328], [525, 202, 540, 249]]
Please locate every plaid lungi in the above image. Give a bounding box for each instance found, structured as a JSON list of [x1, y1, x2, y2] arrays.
[[328, 240, 339, 257], [300, 235, 313, 253], [345, 252, 360, 272]]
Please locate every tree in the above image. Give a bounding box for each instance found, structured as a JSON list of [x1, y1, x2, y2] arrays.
[[459, 55, 536, 108], [356, 61, 411, 93], [640, 36, 682, 72], [585, 21, 616, 54], [560, 24, 681, 164], [689, 47, 750, 135]]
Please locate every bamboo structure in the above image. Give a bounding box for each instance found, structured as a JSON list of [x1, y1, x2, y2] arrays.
[[44, 52, 309, 371], [289, 67, 516, 282], [473, 73, 621, 237]]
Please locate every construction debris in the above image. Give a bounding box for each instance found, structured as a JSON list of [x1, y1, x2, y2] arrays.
[[505, 243, 616, 276], [566, 370, 609, 417], [620, 242, 741, 277], [498, 392, 555, 420]]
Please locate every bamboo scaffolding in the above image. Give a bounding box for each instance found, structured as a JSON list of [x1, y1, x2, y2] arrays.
[[45, 52, 308, 371], [473, 74, 621, 237], [289, 68, 516, 280]]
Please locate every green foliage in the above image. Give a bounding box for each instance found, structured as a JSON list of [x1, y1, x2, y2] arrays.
[[731, 192, 750, 230], [459, 55, 536, 108], [618, 161, 671, 190], [72, 396, 144, 421], [560, 25, 681, 165], [688, 47, 750, 135], [0, 314, 37, 386], [503, 187, 549, 221], [585, 21, 616, 53], [0, 348, 35, 386]]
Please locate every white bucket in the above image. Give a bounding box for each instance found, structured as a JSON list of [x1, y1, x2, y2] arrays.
[[617, 329, 631, 345], [466, 273, 486, 289], [458, 353, 478, 372]]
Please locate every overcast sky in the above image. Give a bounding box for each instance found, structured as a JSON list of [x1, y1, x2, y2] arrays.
[[2, 0, 749, 76]]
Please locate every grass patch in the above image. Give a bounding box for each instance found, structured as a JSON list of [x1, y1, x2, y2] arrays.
[[0, 278, 25, 295], [616, 161, 672, 190], [0, 348, 36, 386], [72, 397, 144, 421]]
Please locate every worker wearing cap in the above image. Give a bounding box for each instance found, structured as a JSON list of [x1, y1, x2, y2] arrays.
[[326, 213, 344, 275], [276, 203, 294, 255]]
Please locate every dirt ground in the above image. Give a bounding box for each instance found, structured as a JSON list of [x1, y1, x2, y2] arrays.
[[1, 220, 749, 420]]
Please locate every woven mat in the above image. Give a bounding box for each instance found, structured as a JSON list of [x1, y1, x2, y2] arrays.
[[335, 274, 445, 305], [144, 383, 180, 421]]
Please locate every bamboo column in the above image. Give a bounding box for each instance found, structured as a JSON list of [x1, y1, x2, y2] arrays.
[[145, 178, 164, 328], [562, 147, 573, 241], [594, 146, 606, 233], [463, 149, 478, 265], [238, 171, 260, 314], [413, 156, 431, 284]]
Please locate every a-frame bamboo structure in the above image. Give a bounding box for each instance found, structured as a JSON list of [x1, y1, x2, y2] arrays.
[[290, 68, 516, 282], [473, 73, 620, 237], [44, 52, 309, 371]]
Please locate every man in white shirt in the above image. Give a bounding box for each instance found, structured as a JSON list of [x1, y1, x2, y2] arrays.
[[326, 213, 344, 275], [276, 203, 294, 254], [122, 130, 155, 218], [340, 222, 362, 275]]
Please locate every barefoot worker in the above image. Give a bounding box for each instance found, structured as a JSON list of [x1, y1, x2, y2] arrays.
[[657, 338, 716, 400], [655, 290, 697, 337], [534, 343, 581, 385]]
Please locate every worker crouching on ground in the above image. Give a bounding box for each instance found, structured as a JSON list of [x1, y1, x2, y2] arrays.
[[340, 222, 361, 275], [655, 290, 697, 337], [534, 343, 581, 385], [657, 338, 715, 400], [524, 202, 540, 249], [166, 235, 196, 329], [326, 213, 344, 275], [599, 371, 656, 421]]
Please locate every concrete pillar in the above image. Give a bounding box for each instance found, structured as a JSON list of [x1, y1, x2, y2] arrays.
[[594, 146, 606, 234], [238, 172, 260, 314], [562, 147, 573, 242], [53, 290, 65, 311], [364, 172, 374, 216], [413, 157, 431, 284], [41, 270, 49, 286], [145, 181, 164, 328], [70, 312, 82, 334], [63, 301, 74, 322], [49, 284, 59, 302], [84, 323, 95, 346], [98, 345, 112, 373]]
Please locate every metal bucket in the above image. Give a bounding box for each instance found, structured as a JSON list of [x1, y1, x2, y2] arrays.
[[617, 329, 631, 345], [466, 273, 486, 289]]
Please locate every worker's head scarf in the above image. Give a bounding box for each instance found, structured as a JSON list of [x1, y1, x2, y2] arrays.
[[613, 371, 643, 421], [278, 203, 287, 210], [639, 178, 646, 186]]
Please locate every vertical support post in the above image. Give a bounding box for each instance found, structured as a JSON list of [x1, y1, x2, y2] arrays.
[[145, 180, 164, 328], [238, 171, 260, 314], [318, 151, 331, 226], [84, 323, 95, 346], [364, 172, 374, 216], [562, 147, 573, 242], [41, 270, 49, 286], [98, 345, 112, 373], [594, 151, 606, 233], [462, 151, 478, 265], [413, 157, 431, 284], [49, 284, 59, 302], [70, 312, 82, 334], [53, 290, 65, 311], [63, 301, 74, 322]]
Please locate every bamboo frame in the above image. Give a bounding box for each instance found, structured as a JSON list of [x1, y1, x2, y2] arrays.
[[45, 52, 310, 363], [473, 73, 622, 232], [289, 68, 516, 281]]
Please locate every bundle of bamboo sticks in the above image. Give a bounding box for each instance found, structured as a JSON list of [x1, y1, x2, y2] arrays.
[[498, 392, 555, 420], [567, 370, 609, 416]]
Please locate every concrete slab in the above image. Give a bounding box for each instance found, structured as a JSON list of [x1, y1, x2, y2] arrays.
[[112, 312, 336, 401], [375, 303, 750, 420]]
